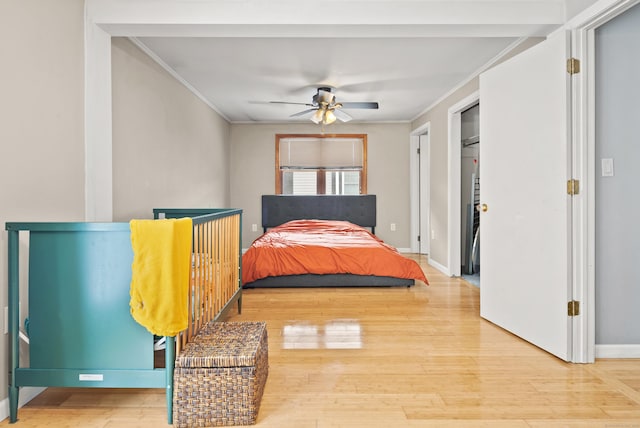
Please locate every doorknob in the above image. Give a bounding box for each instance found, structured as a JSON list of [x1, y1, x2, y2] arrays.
[[480, 203, 488, 212]]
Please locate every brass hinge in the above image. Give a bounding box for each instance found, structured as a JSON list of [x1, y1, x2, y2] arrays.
[[568, 300, 580, 317], [567, 58, 581, 75], [567, 179, 580, 195]]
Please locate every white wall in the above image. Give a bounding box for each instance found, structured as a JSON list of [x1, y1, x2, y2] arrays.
[[411, 38, 543, 272], [111, 38, 231, 220], [0, 0, 85, 406], [229, 122, 413, 249], [0, 4, 236, 411]]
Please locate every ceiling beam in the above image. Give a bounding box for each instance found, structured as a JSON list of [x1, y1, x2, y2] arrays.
[[88, 0, 565, 38]]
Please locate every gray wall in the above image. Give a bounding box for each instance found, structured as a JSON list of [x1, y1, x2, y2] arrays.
[[229, 122, 413, 249], [595, 3, 640, 345], [111, 38, 231, 220]]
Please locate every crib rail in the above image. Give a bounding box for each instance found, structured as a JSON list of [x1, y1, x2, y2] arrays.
[[5, 208, 242, 424], [153, 208, 243, 353], [5, 221, 175, 424]]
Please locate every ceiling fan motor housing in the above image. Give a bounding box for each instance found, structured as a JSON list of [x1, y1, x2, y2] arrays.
[[313, 87, 335, 106]]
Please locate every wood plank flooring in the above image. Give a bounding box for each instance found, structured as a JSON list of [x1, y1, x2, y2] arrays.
[[3, 255, 640, 427]]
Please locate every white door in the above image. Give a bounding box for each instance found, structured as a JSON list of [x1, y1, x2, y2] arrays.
[[479, 31, 572, 361]]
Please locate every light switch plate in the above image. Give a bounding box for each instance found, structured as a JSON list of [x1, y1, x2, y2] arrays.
[[601, 158, 614, 177]]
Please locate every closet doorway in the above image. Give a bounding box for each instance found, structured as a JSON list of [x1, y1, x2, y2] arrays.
[[447, 91, 479, 279], [460, 103, 480, 286]]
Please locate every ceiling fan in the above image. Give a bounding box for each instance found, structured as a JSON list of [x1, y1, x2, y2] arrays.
[[270, 87, 379, 125]]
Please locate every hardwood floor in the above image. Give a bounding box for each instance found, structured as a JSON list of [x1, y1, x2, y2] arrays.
[[3, 255, 640, 427]]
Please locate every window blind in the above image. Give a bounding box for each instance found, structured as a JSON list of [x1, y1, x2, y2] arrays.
[[279, 137, 364, 170]]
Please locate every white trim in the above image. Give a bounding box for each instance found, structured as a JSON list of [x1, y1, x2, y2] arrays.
[[568, 0, 640, 364], [447, 91, 479, 278], [410, 135, 420, 254], [596, 345, 640, 359], [566, 0, 640, 28], [410, 122, 431, 255], [570, 24, 593, 364], [572, 24, 595, 365], [86, 1, 566, 34], [420, 132, 431, 256], [428, 257, 450, 276], [84, 18, 113, 222], [0, 387, 46, 422], [129, 38, 230, 122]]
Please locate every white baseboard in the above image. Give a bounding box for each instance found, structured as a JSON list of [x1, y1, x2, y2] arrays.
[[0, 386, 46, 423], [595, 344, 640, 359], [428, 258, 450, 276], [396, 247, 411, 253]]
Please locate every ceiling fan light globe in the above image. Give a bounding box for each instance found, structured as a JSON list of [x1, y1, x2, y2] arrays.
[[324, 110, 337, 125], [311, 109, 324, 124]]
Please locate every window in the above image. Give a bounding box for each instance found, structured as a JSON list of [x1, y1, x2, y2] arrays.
[[276, 134, 367, 195]]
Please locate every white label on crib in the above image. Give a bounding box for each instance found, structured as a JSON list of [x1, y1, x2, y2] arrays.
[[79, 374, 104, 382]]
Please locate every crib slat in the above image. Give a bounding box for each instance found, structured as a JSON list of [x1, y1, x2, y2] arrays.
[[161, 209, 242, 354]]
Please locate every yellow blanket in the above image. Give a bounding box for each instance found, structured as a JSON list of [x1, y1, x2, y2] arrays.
[[129, 218, 192, 337]]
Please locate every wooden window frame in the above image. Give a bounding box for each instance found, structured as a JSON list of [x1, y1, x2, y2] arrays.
[[275, 133, 368, 195]]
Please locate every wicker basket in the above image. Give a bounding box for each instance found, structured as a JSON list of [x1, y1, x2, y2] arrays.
[[173, 321, 268, 427]]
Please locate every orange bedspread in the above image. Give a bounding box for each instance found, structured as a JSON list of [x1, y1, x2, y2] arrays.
[[242, 219, 428, 285]]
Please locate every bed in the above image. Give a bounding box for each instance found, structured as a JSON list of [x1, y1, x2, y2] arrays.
[[242, 195, 427, 288], [6, 208, 242, 424]]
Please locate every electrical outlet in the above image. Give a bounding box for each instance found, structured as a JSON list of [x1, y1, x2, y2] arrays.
[[390, 223, 396, 231], [251, 224, 258, 232]]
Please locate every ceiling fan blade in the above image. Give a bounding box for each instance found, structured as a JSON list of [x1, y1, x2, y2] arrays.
[[333, 109, 352, 123], [340, 102, 379, 109], [270, 101, 315, 107], [290, 108, 317, 118]]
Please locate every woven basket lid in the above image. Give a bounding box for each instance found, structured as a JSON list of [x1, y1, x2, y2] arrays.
[[176, 321, 267, 368]]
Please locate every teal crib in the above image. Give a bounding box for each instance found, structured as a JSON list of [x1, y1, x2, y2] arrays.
[[6, 208, 242, 424]]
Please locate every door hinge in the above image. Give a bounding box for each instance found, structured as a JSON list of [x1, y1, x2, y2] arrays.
[[417, 235, 421, 242], [417, 147, 421, 155], [567, 58, 581, 75], [568, 300, 580, 317], [567, 179, 580, 195]]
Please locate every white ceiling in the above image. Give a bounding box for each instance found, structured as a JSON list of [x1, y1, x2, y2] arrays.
[[135, 36, 520, 123], [112, 0, 590, 124]]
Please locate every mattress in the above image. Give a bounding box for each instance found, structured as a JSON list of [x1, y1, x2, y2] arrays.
[[242, 219, 428, 287]]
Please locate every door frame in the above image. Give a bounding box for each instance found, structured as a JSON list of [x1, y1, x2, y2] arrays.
[[447, 91, 480, 277], [570, 0, 640, 362], [410, 122, 430, 255]]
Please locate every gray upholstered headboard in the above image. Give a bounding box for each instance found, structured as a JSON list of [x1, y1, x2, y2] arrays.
[[261, 195, 376, 233]]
